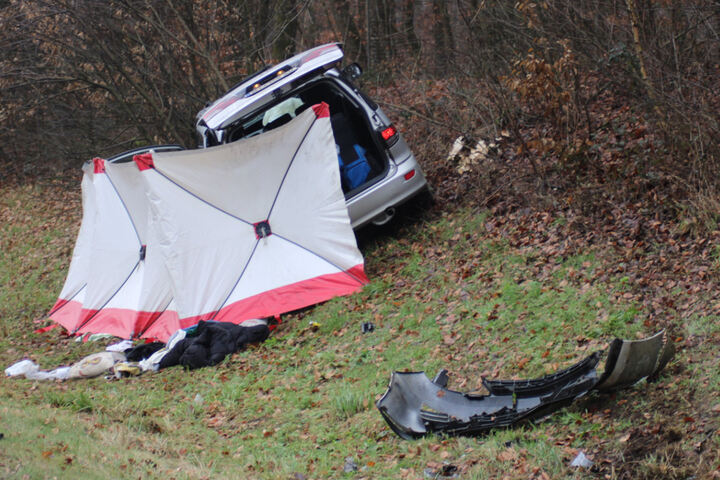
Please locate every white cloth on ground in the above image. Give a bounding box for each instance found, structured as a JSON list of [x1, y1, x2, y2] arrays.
[[5, 359, 71, 381], [106, 339, 133, 352], [139, 329, 187, 372]]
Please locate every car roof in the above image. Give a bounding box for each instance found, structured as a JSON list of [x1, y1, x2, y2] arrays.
[[198, 43, 344, 131], [106, 144, 184, 164]]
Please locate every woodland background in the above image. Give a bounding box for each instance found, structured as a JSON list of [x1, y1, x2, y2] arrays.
[[1, 0, 719, 227]]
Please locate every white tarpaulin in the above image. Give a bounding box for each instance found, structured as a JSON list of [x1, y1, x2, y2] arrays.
[[50, 102, 367, 340], [50, 158, 179, 340], [135, 103, 367, 324], [49, 162, 95, 331]]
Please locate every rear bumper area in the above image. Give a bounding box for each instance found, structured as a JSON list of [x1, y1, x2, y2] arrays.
[[347, 155, 428, 229]]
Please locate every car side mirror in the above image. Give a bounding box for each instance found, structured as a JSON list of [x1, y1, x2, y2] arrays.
[[342, 63, 363, 80]]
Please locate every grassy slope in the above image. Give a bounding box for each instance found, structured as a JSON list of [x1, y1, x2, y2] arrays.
[[1, 182, 718, 479]]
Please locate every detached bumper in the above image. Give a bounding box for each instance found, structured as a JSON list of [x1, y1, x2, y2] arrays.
[[377, 331, 674, 439]]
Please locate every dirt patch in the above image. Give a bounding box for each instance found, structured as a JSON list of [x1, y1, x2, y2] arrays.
[[616, 425, 687, 479], [589, 372, 720, 480]]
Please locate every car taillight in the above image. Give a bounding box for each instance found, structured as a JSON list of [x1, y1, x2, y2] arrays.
[[404, 170, 416, 181], [381, 126, 396, 141], [380, 125, 398, 146]]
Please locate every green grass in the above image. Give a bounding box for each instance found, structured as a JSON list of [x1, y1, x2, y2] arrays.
[[1, 186, 716, 479], [44, 390, 94, 413]]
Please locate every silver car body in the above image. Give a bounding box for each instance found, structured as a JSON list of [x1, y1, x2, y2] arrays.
[[195, 43, 428, 229]]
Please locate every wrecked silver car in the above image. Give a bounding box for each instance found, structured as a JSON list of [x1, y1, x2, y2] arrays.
[[195, 43, 429, 229]]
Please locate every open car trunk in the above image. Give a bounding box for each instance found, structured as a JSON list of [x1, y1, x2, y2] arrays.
[[224, 79, 388, 197]]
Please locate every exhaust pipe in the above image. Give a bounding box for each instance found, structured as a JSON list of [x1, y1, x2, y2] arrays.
[[371, 207, 396, 226]]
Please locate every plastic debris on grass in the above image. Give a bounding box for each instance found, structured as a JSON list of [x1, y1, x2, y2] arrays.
[[377, 331, 674, 438]]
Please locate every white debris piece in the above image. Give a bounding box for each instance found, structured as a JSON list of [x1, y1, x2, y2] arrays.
[[5, 359, 38, 377], [106, 339, 133, 352], [570, 451, 593, 468], [5, 359, 71, 381], [447, 136, 466, 160]]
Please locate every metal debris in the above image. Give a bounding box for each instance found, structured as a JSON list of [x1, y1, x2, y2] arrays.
[[376, 353, 599, 439], [377, 331, 674, 439], [570, 451, 593, 468], [595, 330, 674, 391]]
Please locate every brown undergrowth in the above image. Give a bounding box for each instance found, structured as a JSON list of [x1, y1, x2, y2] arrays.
[[367, 64, 720, 476]]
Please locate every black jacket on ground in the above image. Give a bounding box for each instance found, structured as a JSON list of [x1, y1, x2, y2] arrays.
[[158, 321, 270, 370], [124, 342, 165, 361]]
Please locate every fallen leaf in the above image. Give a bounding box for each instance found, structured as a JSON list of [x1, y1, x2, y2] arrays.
[[497, 448, 518, 462]]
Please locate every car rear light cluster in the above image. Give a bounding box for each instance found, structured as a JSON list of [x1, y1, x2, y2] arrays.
[[379, 125, 399, 147]]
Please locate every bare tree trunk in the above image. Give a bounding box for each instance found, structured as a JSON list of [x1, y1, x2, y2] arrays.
[[327, 0, 364, 64], [271, 0, 302, 59], [625, 0, 666, 126], [365, 0, 372, 69], [433, 0, 454, 73], [625, 0, 656, 103], [397, 0, 420, 54]]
